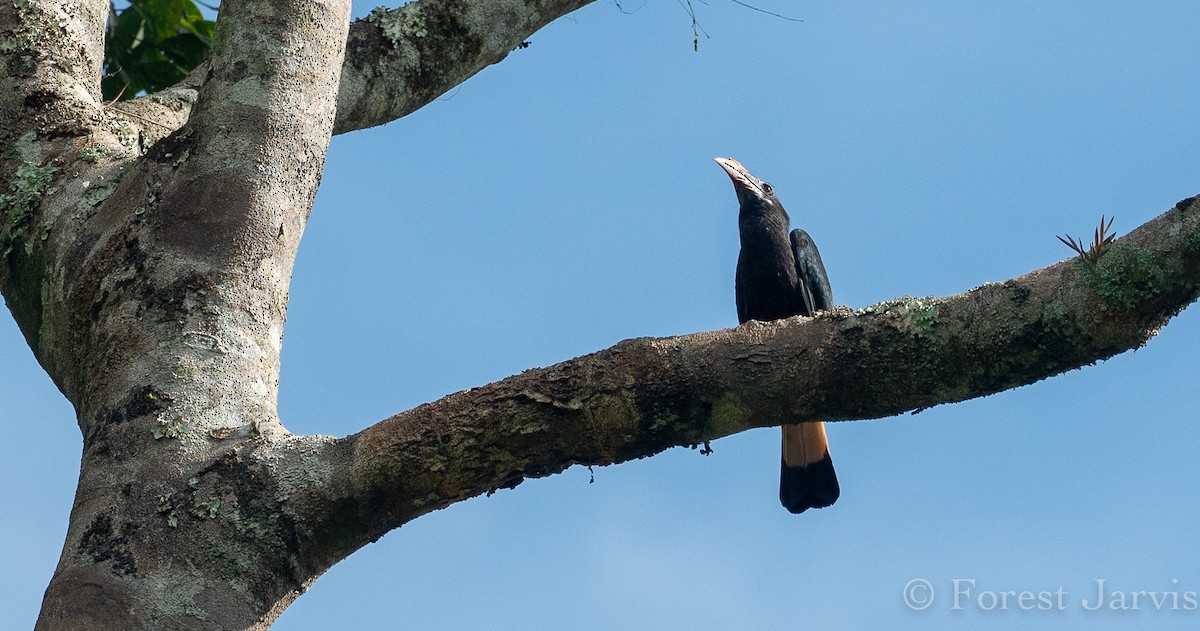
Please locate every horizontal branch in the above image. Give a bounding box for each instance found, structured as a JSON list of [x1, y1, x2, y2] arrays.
[[286, 195, 1200, 569]]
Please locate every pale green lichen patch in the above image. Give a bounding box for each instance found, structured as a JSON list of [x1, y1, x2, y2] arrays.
[[867, 296, 940, 338], [110, 118, 140, 155], [193, 496, 222, 519], [367, 5, 428, 42], [1078, 242, 1178, 310], [12, 131, 40, 161], [81, 177, 120, 206], [583, 392, 640, 454], [8, 0, 71, 51], [150, 409, 207, 446], [79, 143, 109, 163], [648, 411, 681, 433], [706, 391, 750, 439], [148, 571, 209, 621], [1186, 220, 1200, 254], [152, 413, 184, 440], [156, 490, 180, 527], [1, 160, 57, 256]]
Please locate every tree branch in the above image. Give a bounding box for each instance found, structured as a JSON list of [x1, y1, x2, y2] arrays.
[[0, 0, 121, 397], [333, 0, 597, 134], [0, 0, 108, 145], [175, 0, 350, 257], [9, 0, 590, 170], [283, 195, 1200, 570], [12, 0, 355, 428]]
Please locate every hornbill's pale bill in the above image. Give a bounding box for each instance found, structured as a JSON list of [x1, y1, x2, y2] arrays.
[[715, 157, 840, 514]]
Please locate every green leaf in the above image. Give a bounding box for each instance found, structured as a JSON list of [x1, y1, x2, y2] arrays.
[[103, 0, 217, 101]]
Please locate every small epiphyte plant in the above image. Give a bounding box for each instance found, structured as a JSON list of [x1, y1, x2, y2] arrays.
[[1057, 214, 1116, 265]]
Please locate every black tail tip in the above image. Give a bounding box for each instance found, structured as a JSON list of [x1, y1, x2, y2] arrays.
[[779, 454, 840, 515]]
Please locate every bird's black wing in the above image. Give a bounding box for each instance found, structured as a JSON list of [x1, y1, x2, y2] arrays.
[[735, 255, 749, 324], [790, 228, 833, 314]]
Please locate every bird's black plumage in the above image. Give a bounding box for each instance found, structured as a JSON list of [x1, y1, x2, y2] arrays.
[[790, 228, 833, 316], [716, 157, 840, 514]]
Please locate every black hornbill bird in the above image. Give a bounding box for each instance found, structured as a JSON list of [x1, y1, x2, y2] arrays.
[[714, 157, 840, 514]]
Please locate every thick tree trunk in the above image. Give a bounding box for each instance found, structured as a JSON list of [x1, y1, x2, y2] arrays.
[[0, 0, 606, 627], [10, 0, 352, 627]]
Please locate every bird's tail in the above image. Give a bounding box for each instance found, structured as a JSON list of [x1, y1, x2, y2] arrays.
[[779, 422, 840, 514]]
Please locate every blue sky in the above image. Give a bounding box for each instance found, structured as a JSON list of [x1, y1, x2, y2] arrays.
[[4, 1, 1200, 628]]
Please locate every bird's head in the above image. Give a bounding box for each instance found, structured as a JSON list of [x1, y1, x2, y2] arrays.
[[714, 157, 781, 210]]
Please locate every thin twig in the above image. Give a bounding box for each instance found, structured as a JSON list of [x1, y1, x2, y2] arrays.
[[727, 0, 803, 22], [676, 0, 710, 51]]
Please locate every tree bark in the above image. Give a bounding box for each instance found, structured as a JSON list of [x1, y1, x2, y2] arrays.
[[1, 0, 1197, 628], [6, 0, 353, 627]]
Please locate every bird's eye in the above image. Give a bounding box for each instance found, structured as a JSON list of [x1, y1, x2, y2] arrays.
[[762, 183, 774, 195]]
